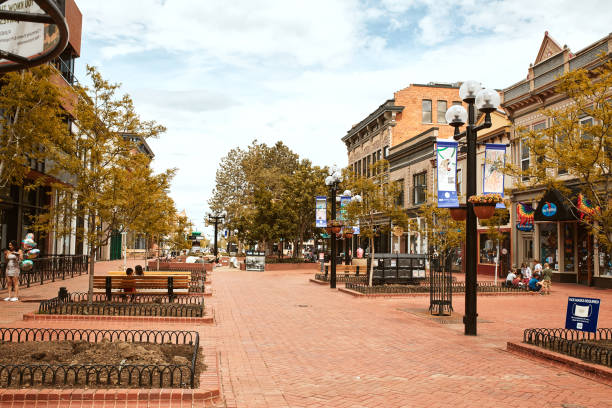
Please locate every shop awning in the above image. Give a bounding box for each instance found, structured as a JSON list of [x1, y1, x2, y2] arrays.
[[534, 189, 577, 222]]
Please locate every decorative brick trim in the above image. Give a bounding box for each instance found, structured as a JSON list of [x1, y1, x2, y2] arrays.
[[0, 346, 221, 403], [23, 309, 215, 324], [506, 342, 612, 386], [309, 279, 329, 285]]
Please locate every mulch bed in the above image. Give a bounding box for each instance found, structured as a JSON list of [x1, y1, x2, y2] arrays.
[[0, 340, 204, 388]]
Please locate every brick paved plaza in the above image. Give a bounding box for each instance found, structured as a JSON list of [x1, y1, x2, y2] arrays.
[[0, 262, 610, 408]]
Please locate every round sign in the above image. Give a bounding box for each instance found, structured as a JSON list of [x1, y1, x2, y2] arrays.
[[542, 202, 557, 217], [501, 248, 508, 255]]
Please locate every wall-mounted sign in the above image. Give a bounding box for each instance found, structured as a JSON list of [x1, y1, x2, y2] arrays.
[[541, 202, 557, 217], [565, 297, 600, 333]]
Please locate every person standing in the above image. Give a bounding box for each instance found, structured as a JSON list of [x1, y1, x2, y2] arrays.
[[533, 259, 542, 276], [540, 262, 553, 295], [3, 240, 23, 301], [523, 262, 532, 280]]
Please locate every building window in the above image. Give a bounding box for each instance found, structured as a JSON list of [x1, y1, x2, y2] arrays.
[[437, 100, 447, 123], [377, 149, 381, 161], [413, 172, 426, 205], [479, 232, 510, 265], [520, 139, 530, 181], [456, 168, 462, 196], [367, 156, 371, 178], [396, 179, 404, 207], [383, 145, 389, 158], [452, 101, 462, 106], [580, 116, 593, 140], [533, 122, 547, 164], [362, 158, 366, 177], [422, 100, 432, 123], [357, 160, 361, 176]]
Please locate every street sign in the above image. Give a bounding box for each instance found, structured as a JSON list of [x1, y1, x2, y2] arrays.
[[191, 231, 202, 236], [565, 297, 600, 333]]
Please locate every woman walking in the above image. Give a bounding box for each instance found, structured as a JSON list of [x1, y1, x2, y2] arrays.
[[3, 240, 23, 301]]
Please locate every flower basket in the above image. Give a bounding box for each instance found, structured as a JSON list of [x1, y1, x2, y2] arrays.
[[472, 204, 496, 219], [449, 207, 467, 221], [331, 226, 342, 234], [343, 229, 353, 239]]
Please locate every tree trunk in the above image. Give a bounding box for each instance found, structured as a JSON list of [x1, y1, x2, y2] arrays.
[[368, 236, 375, 287], [87, 245, 96, 302]]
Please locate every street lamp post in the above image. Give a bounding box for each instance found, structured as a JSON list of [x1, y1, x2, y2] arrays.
[[207, 211, 226, 262], [325, 166, 343, 289], [445, 81, 500, 336]]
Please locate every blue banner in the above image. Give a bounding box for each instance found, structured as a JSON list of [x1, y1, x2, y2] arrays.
[[315, 196, 327, 228], [565, 297, 600, 333], [339, 196, 351, 221], [436, 140, 459, 208], [483, 144, 506, 209]]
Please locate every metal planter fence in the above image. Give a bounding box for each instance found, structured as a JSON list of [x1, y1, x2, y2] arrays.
[[63, 292, 203, 304], [314, 273, 367, 284], [38, 293, 205, 317], [0, 327, 199, 388], [345, 281, 528, 295], [0, 255, 88, 290], [523, 328, 612, 368]]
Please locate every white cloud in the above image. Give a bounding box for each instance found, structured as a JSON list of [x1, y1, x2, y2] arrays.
[[74, 0, 612, 236]]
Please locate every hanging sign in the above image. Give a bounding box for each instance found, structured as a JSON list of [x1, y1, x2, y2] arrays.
[[483, 144, 506, 208], [541, 202, 557, 217], [339, 196, 351, 221], [315, 196, 327, 228], [436, 140, 459, 208], [565, 297, 600, 333], [516, 202, 534, 231]]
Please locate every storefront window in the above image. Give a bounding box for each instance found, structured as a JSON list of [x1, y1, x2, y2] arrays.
[[540, 223, 558, 270], [563, 223, 575, 272], [479, 232, 510, 265]]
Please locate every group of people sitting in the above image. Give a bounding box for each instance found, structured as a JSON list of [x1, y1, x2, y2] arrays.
[[505, 259, 552, 294]]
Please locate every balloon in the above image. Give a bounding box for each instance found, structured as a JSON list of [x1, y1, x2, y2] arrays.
[[22, 238, 36, 250], [25, 233, 35, 241], [27, 248, 40, 259], [20, 259, 34, 271]]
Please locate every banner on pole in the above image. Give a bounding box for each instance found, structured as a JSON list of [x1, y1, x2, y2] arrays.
[[315, 196, 327, 228], [436, 140, 459, 208], [339, 196, 351, 221], [483, 144, 506, 208]]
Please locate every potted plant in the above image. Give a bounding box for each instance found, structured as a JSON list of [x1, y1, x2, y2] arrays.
[[329, 220, 343, 234], [449, 205, 467, 221], [343, 228, 353, 239], [468, 194, 503, 219]]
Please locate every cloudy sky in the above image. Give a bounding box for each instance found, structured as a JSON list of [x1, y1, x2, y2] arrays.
[[74, 0, 611, 236]]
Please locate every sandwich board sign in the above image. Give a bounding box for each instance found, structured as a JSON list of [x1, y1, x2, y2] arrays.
[[565, 297, 600, 333]]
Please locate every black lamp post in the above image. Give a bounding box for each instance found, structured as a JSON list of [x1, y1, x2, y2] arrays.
[[446, 81, 500, 336], [325, 166, 343, 289], [207, 211, 226, 262]]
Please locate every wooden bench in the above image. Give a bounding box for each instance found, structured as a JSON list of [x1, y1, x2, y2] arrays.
[[324, 264, 363, 276], [93, 275, 190, 300], [107, 270, 207, 291]]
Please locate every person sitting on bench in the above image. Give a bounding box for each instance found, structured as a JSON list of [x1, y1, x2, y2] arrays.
[[135, 264, 144, 276], [124, 268, 136, 297]]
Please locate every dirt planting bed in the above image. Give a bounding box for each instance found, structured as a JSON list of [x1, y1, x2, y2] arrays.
[[0, 340, 204, 388]]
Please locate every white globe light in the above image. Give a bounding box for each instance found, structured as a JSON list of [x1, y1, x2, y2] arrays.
[[325, 175, 333, 186], [331, 164, 339, 174], [459, 80, 482, 102], [332, 171, 342, 181], [342, 190, 352, 197], [475, 88, 500, 113], [445, 105, 468, 127], [353, 194, 362, 202]]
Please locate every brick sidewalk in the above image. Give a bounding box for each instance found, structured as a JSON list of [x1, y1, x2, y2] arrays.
[[1, 263, 611, 407]]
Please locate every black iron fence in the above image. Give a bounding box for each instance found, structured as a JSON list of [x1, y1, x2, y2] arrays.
[[0, 327, 199, 388], [38, 292, 205, 317], [64, 292, 203, 304], [524, 328, 612, 368], [346, 281, 528, 295], [314, 273, 367, 284], [0, 255, 88, 289]]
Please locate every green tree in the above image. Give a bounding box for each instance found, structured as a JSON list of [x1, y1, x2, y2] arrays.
[[345, 160, 407, 285], [504, 54, 612, 255], [415, 197, 465, 273], [33, 66, 171, 300], [0, 66, 68, 189]]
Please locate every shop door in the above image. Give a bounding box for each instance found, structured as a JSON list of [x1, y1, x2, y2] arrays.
[[577, 225, 593, 285], [110, 232, 122, 261]]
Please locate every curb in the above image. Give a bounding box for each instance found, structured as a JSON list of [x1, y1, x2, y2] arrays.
[[0, 345, 222, 402], [309, 279, 329, 285], [506, 341, 612, 386], [23, 310, 215, 325]]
